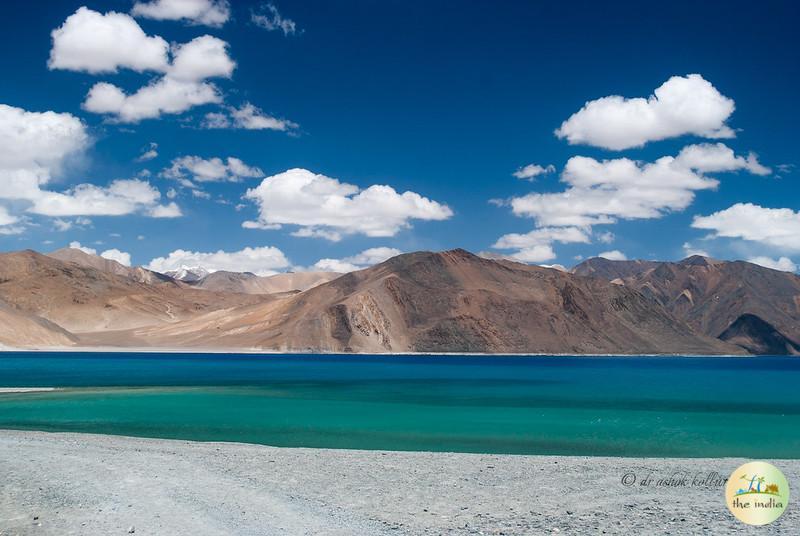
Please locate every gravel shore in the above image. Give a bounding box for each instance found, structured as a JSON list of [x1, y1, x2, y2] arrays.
[[0, 430, 797, 535]]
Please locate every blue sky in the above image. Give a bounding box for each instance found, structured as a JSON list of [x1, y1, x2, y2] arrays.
[[0, 0, 798, 274]]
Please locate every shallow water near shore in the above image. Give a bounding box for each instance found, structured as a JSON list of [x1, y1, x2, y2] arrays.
[[0, 352, 798, 457]]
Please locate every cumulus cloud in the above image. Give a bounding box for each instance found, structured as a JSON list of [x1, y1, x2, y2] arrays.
[[251, 3, 298, 35], [169, 35, 236, 81], [493, 143, 767, 262], [202, 103, 298, 132], [49, 7, 169, 74], [0, 104, 88, 184], [83, 72, 222, 123], [598, 250, 628, 261], [50, 7, 235, 123], [512, 163, 555, 180], [312, 247, 402, 272], [162, 156, 263, 183], [243, 168, 453, 240], [674, 143, 770, 175], [555, 74, 735, 150], [509, 144, 765, 228], [147, 246, 291, 276], [147, 202, 183, 218], [692, 203, 800, 252], [0, 104, 181, 224], [29, 179, 169, 217], [747, 256, 797, 273], [492, 227, 591, 263], [132, 0, 230, 27], [98, 248, 132, 266]]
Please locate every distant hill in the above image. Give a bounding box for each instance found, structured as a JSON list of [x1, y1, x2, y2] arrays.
[[572, 255, 800, 355], [0, 250, 269, 334], [189, 270, 341, 294], [48, 247, 172, 285]]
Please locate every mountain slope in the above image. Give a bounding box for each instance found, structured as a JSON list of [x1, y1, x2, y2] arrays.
[[0, 300, 77, 348], [0, 251, 269, 333], [135, 249, 741, 354], [572, 255, 800, 354], [719, 314, 800, 355]]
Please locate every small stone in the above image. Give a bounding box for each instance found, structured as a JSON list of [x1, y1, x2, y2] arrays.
[[128, 526, 135, 534]]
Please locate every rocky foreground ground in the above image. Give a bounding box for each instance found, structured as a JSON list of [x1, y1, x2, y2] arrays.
[[0, 431, 797, 535]]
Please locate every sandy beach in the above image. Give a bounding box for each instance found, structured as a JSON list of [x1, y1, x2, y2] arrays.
[[0, 431, 797, 535]]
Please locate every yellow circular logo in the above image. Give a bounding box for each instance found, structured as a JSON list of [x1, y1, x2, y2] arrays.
[[725, 461, 790, 526]]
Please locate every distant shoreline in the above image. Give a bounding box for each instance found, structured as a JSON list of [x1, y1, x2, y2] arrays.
[[0, 345, 753, 358], [1, 430, 798, 535]]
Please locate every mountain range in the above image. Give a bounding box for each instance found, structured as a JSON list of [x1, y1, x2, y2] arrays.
[[0, 247, 797, 355]]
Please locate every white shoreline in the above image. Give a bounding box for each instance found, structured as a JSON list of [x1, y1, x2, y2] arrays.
[[1, 430, 798, 535], [0, 387, 56, 393]]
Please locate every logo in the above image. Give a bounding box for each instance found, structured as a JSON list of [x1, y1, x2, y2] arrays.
[[725, 461, 789, 526]]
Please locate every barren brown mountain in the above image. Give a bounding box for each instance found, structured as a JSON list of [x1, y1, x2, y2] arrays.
[[572, 255, 800, 355], [0, 250, 269, 335], [130, 249, 741, 354]]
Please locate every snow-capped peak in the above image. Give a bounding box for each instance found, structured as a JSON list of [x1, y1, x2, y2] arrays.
[[164, 266, 211, 282]]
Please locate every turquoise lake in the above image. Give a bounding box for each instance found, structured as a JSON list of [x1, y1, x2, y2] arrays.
[[0, 353, 798, 457]]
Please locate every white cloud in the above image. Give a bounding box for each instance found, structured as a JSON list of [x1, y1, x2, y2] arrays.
[[492, 227, 590, 263], [508, 144, 765, 228], [49, 7, 170, 74], [137, 142, 159, 162], [244, 168, 453, 240], [169, 35, 235, 81], [203, 103, 298, 132], [147, 246, 291, 276], [67, 22, 235, 123], [100, 248, 132, 267], [0, 104, 89, 184], [29, 179, 166, 217], [162, 156, 263, 183], [0, 103, 182, 223], [312, 247, 402, 272], [598, 250, 627, 261], [148, 202, 183, 218], [692, 203, 800, 252], [674, 143, 770, 175], [252, 3, 298, 35], [597, 231, 615, 244], [132, 0, 230, 27], [747, 256, 797, 273], [0, 207, 19, 227], [512, 163, 555, 180], [555, 74, 735, 150], [83, 77, 221, 123]]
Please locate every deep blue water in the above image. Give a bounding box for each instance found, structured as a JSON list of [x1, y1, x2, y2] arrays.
[[0, 352, 798, 457]]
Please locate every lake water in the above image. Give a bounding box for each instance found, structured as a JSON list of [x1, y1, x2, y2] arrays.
[[0, 352, 798, 457]]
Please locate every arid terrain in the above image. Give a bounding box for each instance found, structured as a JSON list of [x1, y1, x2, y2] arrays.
[[0, 247, 798, 354]]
